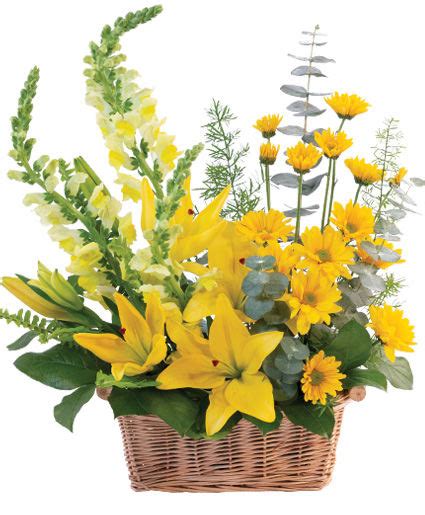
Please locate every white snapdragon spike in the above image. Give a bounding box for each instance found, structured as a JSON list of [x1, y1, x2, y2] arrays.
[[7, 170, 26, 181], [115, 172, 142, 201], [23, 193, 46, 206], [34, 203, 70, 226], [66, 173, 88, 196], [48, 225, 83, 254], [129, 247, 152, 272], [138, 283, 167, 298], [87, 184, 122, 229], [44, 174, 59, 192], [118, 213, 137, 244]]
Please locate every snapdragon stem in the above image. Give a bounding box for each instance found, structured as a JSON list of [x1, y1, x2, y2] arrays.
[[294, 172, 303, 242], [353, 184, 362, 205], [321, 159, 333, 230]]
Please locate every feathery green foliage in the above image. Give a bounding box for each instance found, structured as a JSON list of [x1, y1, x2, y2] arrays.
[[201, 99, 259, 220]]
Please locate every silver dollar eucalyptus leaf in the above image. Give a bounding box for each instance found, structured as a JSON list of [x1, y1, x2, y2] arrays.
[[301, 173, 327, 195], [299, 41, 327, 46], [271, 173, 299, 188], [386, 209, 406, 221], [280, 84, 308, 98], [410, 177, 425, 187], [293, 106, 326, 117], [311, 55, 335, 63], [303, 129, 325, 145], [393, 188, 416, 206], [288, 54, 310, 62], [309, 91, 332, 96], [277, 125, 305, 136], [291, 65, 326, 77], [301, 31, 327, 36], [360, 241, 401, 263], [284, 204, 319, 217]]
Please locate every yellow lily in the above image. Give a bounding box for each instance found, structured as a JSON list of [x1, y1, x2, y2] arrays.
[[141, 176, 230, 262], [157, 294, 283, 436], [183, 222, 257, 323], [74, 292, 167, 381], [1, 276, 84, 323]]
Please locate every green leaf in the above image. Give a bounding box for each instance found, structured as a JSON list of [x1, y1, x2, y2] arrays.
[[244, 296, 274, 320], [343, 368, 387, 391], [325, 320, 372, 370], [245, 255, 276, 271], [283, 401, 335, 438], [367, 347, 413, 390], [14, 344, 100, 390], [7, 330, 38, 350], [95, 371, 158, 389], [244, 409, 283, 435], [54, 385, 95, 431], [108, 388, 200, 436]]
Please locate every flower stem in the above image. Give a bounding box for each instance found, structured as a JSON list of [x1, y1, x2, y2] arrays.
[[321, 159, 333, 231], [353, 184, 362, 205], [264, 163, 271, 211], [337, 118, 345, 132], [295, 172, 303, 242], [326, 159, 337, 225]]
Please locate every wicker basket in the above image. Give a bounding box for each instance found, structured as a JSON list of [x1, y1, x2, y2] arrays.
[[114, 392, 360, 493]]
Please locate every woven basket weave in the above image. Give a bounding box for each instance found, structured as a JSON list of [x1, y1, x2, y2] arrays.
[[117, 395, 351, 492]]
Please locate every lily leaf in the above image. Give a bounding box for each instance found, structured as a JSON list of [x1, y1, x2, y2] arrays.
[[342, 368, 387, 391], [54, 385, 95, 432], [244, 409, 283, 435], [367, 347, 413, 390], [325, 319, 372, 371], [283, 402, 335, 438]]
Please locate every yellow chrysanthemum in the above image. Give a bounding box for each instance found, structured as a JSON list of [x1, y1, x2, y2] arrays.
[[260, 142, 280, 165], [330, 200, 375, 242], [236, 209, 294, 244], [297, 226, 355, 280], [356, 237, 403, 269], [282, 270, 342, 335], [286, 141, 322, 173], [314, 129, 352, 159], [253, 114, 283, 138], [389, 167, 408, 187], [301, 350, 346, 405], [345, 157, 383, 185], [369, 305, 416, 362], [325, 92, 369, 120], [259, 241, 301, 276]]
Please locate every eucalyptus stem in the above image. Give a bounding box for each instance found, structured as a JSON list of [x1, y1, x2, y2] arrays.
[[353, 184, 362, 205], [326, 159, 337, 224], [321, 158, 333, 230], [264, 163, 271, 211], [294, 172, 303, 242]]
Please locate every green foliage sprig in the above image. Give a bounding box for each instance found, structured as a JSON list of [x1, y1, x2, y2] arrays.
[[201, 99, 259, 219]]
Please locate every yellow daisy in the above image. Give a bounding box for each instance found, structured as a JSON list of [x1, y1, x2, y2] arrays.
[[356, 237, 403, 269], [389, 167, 408, 187], [330, 200, 375, 242], [282, 270, 342, 335], [253, 114, 283, 138], [297, 226, 355, 280], [301, 350, 346, 405], [260, 142, 280, 165], [314, 129, 353, 158], [325, 92, 369, 120], [286, 141, 322, 173], [345, 157, 383, 185], [259, 241, 301, 276], [369, 305, 416, 362], [236, 209, 294, 244]]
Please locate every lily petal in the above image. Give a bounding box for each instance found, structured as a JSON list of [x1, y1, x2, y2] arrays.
[[225, 372, 276, 422], [166, 319, 210, 356], [114, 293, 151, 357], [241, 331, 283, 374], [209, 294, 249, 369], [183, 288, 226, 324], [156, 355, 226, 390], [74, 333, 140, 363], [206, 383, 237, 436], [111, 361, 149, 381], [142, 333, 167, 370], [144, 291, 165, 336], [171, 220, 227, 262]]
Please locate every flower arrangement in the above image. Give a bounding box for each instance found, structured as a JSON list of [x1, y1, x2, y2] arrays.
[[2, 6, 421, 445]]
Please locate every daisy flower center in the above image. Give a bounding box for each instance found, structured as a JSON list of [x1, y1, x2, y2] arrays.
[[311, 369, 325, 386], [305, 292, 317, 305], [346, 222, 358, 233], [316, 248, 331, 262]]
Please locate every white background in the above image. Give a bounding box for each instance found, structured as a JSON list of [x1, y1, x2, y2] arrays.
[[0, 0, 423, 513]]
